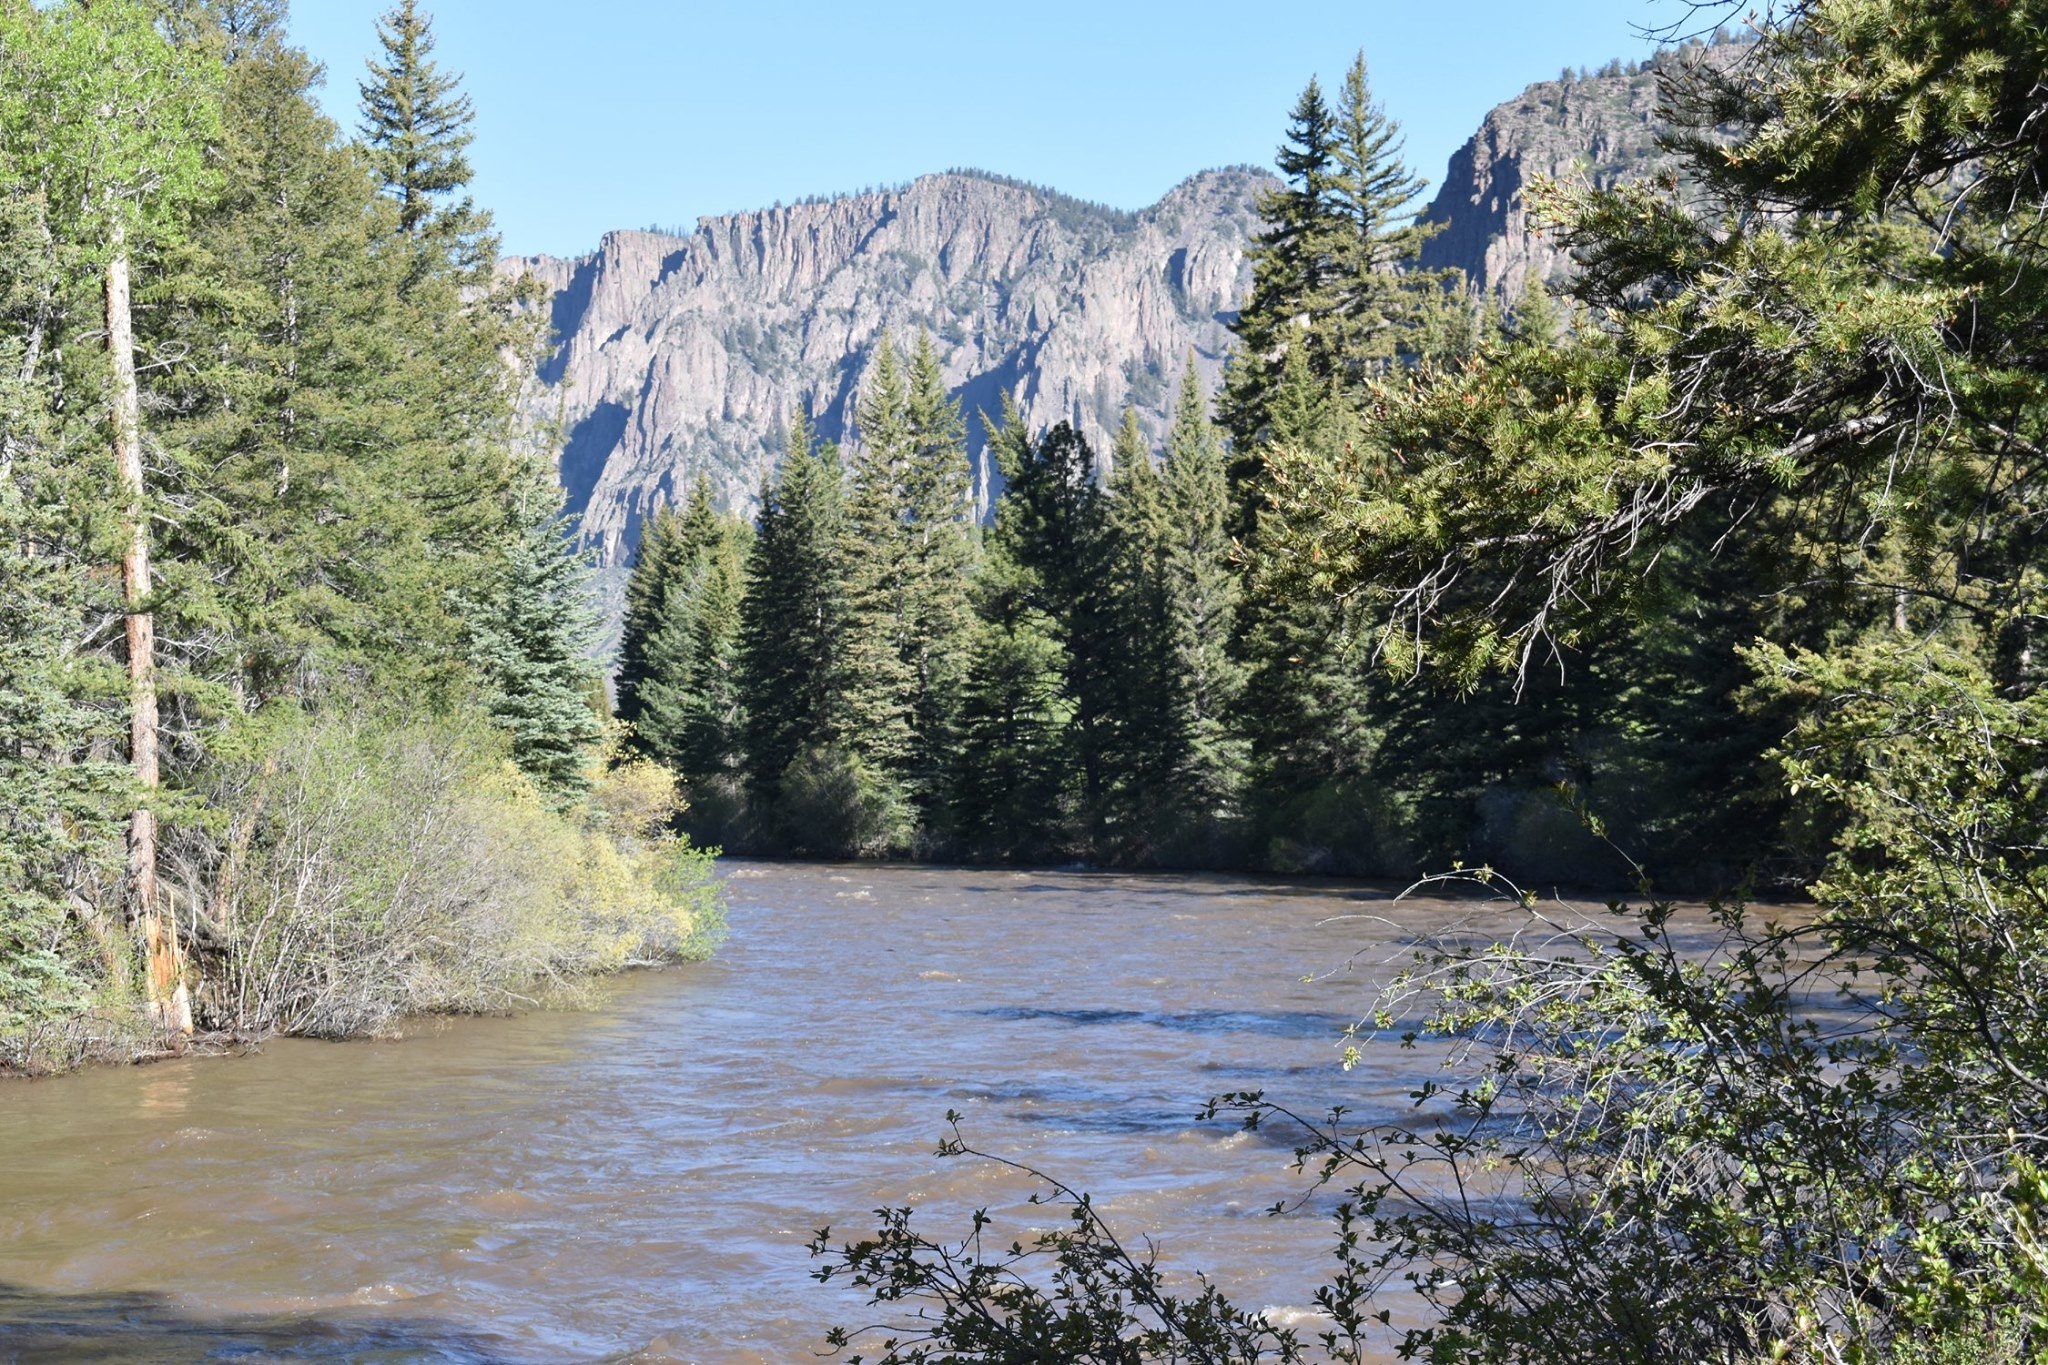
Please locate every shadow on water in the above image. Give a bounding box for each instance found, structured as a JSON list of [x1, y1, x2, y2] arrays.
[[965, 1006, 1352, 1039], [0, 1284, 530, 1365]]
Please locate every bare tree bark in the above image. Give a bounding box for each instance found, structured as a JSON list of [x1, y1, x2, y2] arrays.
[[106, 221, 190, 1036]]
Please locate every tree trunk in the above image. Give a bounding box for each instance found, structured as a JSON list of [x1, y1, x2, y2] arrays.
[[107, 224, 190, 1037]]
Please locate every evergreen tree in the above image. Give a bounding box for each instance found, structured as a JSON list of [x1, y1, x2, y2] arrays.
[[357, 0, 480, 258], [1159, 361, 1246, 826], [1219, 54, 1444, 528], [0, 182, 125, 1030], [629, 480, 749, 815], [665, 502, 749, 832], [1325, 52, 1446, 385], [953, 603, 1071, 860], [829, 329, 982, 843], [737, 410, 849, 826], [1099, 409, 1187, 854], [837, 332, 918, 822], [615, 503, 691, 744], [1230, 360, 1384, 869], [987, 411, 1119, 845], [952, 410, 1075, 856], [149, 24, 471, 708], [1507, 274, 1562, 346], [898, 330, 979, 825], [1213, 53, 1454, 870], [461, 482, 604, 805], [1217, 74, 1341, 484], [1, 0, 223, 1033], [158, 0, 286, 63]]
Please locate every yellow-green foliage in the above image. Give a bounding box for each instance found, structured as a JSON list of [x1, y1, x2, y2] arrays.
[[193, 708, 724, 1039]]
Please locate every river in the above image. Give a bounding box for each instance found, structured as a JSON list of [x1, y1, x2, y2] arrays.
[[0, 862, 1549, 1363]]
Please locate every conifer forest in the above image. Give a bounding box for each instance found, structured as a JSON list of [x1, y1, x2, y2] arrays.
[[6, 0, 2048, 1361]]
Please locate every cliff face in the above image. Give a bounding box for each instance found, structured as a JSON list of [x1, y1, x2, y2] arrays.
[[1418, 44, 1745, 302], [503, 167, 1269, 568]]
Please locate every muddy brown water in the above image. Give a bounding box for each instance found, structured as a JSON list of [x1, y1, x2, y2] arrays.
[[0, 862, 1597, 1363]]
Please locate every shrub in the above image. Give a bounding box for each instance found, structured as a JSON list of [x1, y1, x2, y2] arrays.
[[189, 706, 723, 1038]]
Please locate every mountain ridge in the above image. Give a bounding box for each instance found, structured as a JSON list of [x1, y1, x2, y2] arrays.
[[510, 54, 1718, 584], [503, 165, 1270, 569]]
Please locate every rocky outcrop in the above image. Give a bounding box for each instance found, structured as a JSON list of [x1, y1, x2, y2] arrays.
[[1418, 42, 1742, 303], [502, 167, 1270, 568]]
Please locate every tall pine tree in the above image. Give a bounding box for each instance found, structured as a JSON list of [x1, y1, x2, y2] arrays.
[[1217, 74, 1341, 487], [899, 331, 979, 827], [150, 20, 475, 707], [837, 332, 919, 827], [736, 410, 849, 829], [1160, 360, 1246, 829], [1325, 53, 1446, 385], [2, 0, 222, 1033], [627, 480, 750, 830], [953, 405, 1075, 857], [357, 0, 484, 271], [0, 180, 125, 1032], [1099, 409, 1188, 855], [1219, 54, 1444, 526], [616, 503, 692, 744]]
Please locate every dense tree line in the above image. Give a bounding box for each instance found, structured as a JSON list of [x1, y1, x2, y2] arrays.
[[616, 332, 1255, 866], [616, 52, 1775, 892], [0, 0, 718, 1070]]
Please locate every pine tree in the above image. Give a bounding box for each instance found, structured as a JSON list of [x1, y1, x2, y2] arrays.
[[1324, 52, 1445, 385], [837, 332, 918, 818], [0, 183, 125, 1031], [1100, 409, 1187, 854], [827, 329, 983, 843], [1217, 74, 1342, 473], [949, 404, 1123, 849], [899, 330, 979, 824], [628, 480, 749, 806], [1220, 54, 1445, 529], [953, 603, 1071, 860], [665, 500, 749, 833], [357, 0, 478, 254], [461, 481, 604, 805], [737, 410, 849, 826], [1160, 361, 1246, 824], [1229, 353, 1381, 868], [149, 24, 449, 707], [615, 503, 691, 744], [158, 0, 286, 63], [953, 415, 1074, 857], [1003, 413, 1120, 844], [1508, 274, 1562, 347], [353, 4, 534, 706]]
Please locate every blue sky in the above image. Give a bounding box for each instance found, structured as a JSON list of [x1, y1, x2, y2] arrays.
[[289, 0, 1692, 259]]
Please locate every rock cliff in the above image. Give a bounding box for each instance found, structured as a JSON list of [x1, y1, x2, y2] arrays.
[[502, 167, 1270, 568], [1418, 42, 1742, 302]]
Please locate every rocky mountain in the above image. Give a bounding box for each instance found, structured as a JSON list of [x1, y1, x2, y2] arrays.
[[513, 44, 1744, 591], [1419, 40, 1741, 301], [502, 167, 1270, 569]]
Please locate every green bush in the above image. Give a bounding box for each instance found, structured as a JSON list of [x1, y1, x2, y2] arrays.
[[192, 706, 723, 1038]]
